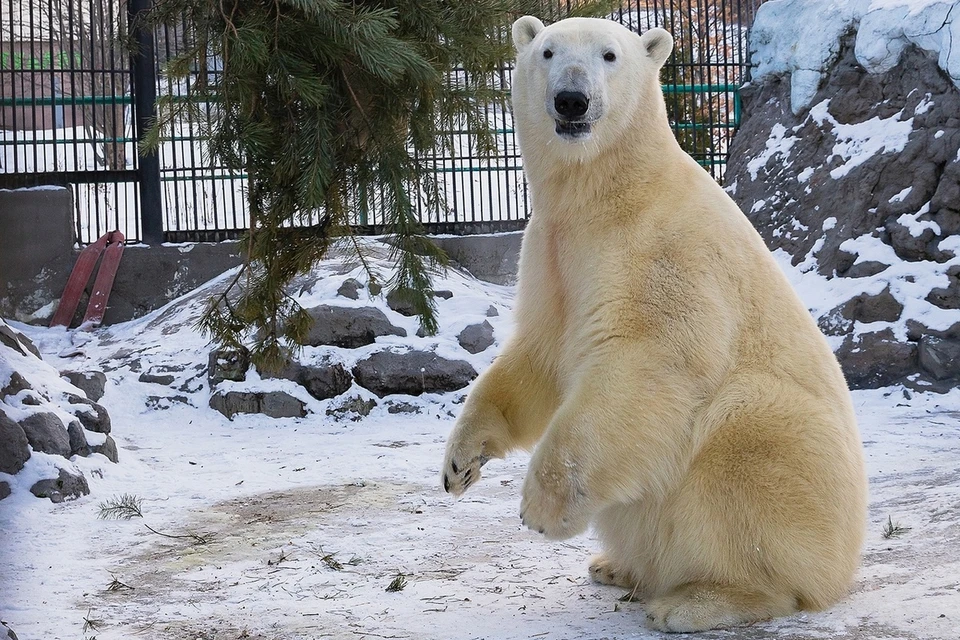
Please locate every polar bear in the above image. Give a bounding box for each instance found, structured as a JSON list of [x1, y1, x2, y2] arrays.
[[441, 16, 868, 632]]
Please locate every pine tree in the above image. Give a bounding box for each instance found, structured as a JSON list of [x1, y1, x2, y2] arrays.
[[139, 0, 613, 372]]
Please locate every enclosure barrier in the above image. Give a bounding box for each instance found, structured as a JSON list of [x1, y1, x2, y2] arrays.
[[0, 0, 758, 244]]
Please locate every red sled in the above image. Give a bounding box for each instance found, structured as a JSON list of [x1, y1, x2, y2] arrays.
[[50, 230, 125, 329]]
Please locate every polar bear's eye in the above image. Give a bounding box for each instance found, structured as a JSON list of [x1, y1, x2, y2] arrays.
[[543, 49, 553, 59], [603, 51, 616, 62]]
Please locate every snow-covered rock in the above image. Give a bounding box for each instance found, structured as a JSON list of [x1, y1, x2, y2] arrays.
[[751, 0, 960, 113], [728, 23, 960, 389], [0, 319, 117, 501]]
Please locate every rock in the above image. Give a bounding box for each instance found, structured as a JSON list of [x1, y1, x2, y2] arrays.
[[458, 321, 496, 354], [0, 481, 10, 501], [90, 434, 119, 463], [208, 347, 250, 384], [836, 330, 917, 389], [61, 370, 107, 401], [1, 371, 32, 400], [818, 304, 854, 336], [0, 412, 30, 474], [368, 282, 383, 296], [352, 350, 477, 397], [67, 421, 90, 457], [209, 390, 307, 419], [268, 360, 352, 401], [337, 278, 362, 300], [302, 305, 406, 348], [66, 395, 111, 434], [326, 395, 377, 421], [138, 371, 176, 385], [386, 288, 417, 316], [432, 290, 454, 300], [145, 395, 192, 410], [29, 468, 89, 502], [1, 620, 18, 640], [843, 261, 889, 278], [918, 336, 960, 380], [386, 400, 422, 414], [925, 267, 960, 310], [0, 323, 40, 358], [19, 412, 71, 457], [485, 305, 499, 317], [856, 287, 903, 323]]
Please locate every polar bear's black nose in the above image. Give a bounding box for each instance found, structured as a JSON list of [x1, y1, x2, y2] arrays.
[[554, 91, 589, 119]]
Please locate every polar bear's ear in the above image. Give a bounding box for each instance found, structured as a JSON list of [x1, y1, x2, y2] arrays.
[[640, 28, 673, 67], [513, 16, 545, 52]]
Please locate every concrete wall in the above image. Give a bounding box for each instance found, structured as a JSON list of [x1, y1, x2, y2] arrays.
[[1, 189, 523, 326]]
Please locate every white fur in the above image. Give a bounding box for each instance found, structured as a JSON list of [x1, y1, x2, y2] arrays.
[[442, 17, 867, 633]]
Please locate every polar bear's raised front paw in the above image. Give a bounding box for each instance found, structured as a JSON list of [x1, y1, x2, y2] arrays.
[[442, 451, 490, 496], [519, 458, 591, 539], [442, 441, 491, 497]]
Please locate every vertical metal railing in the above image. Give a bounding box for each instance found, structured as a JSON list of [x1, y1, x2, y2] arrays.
[[0, 0, 760, 244]]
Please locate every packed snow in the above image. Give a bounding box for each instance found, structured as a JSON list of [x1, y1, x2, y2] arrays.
[[1, 243, 959, 640], [751, 0, 960, 112]]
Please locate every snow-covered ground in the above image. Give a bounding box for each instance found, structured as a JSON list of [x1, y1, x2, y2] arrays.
[[1, 246, 959, 640]]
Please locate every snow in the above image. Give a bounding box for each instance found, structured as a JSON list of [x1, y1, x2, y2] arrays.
[[890, 186, 913, 202], [807, 100, 914, 179], [751, 0, 960, 112], [746, 122, 797, 180], [2, 245, 960, 639]]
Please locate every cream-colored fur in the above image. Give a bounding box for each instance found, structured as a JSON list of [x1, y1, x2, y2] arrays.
[[441, 16, 867, 633]]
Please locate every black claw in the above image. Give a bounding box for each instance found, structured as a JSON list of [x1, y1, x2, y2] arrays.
[[451, 460, 459, 474], [443, 474, 450, 492], [463, 469, 473, 482], [538, 528, 545, 534]]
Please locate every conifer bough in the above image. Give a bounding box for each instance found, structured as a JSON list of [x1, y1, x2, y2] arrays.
[[141, 0, 611, 372]]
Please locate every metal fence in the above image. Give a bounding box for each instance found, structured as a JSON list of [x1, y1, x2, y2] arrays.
[[1, 0, 758, 244]]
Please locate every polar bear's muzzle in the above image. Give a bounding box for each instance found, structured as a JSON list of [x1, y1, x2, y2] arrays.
[[550, 88, 601, 140]]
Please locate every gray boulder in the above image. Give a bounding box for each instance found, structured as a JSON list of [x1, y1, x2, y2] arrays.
[[386, 400, 422, 414], [485, 305, 499, 317], [352, 350, 477, 397], [267, 359, 352, 401], [61, 370, 107, 402], [208, 347, 250, 384], [138, 371, 176, 385], [67, 421, 90, 457], [1, 371, 32, 400], [0, 323, 40, 358], [337, 278, 362, 300], [326, 395, 378, 421], [90, 435, 119, 463], [1, 619, 18, 640], [19, 412, 71, 457], [836, 330, 918, 389], [0, 412, 30, 475], [209, 390, 307, 419], [0, 481, 10, 501], [432, 290, 454, 300], [30, 468, 89, 503], [386, 289, 418, 316], [458, 321, 495, 354], [66, 395, 111, 434], [302, 305, 406, 348], [918, 336, 960, 380]]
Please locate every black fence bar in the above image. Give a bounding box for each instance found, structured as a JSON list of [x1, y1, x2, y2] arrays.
[[129, 0, 162, 244], [0, 0, 762, 245]]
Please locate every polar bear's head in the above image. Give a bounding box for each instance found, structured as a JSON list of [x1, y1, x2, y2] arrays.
[[511, 16, 673, 163]]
